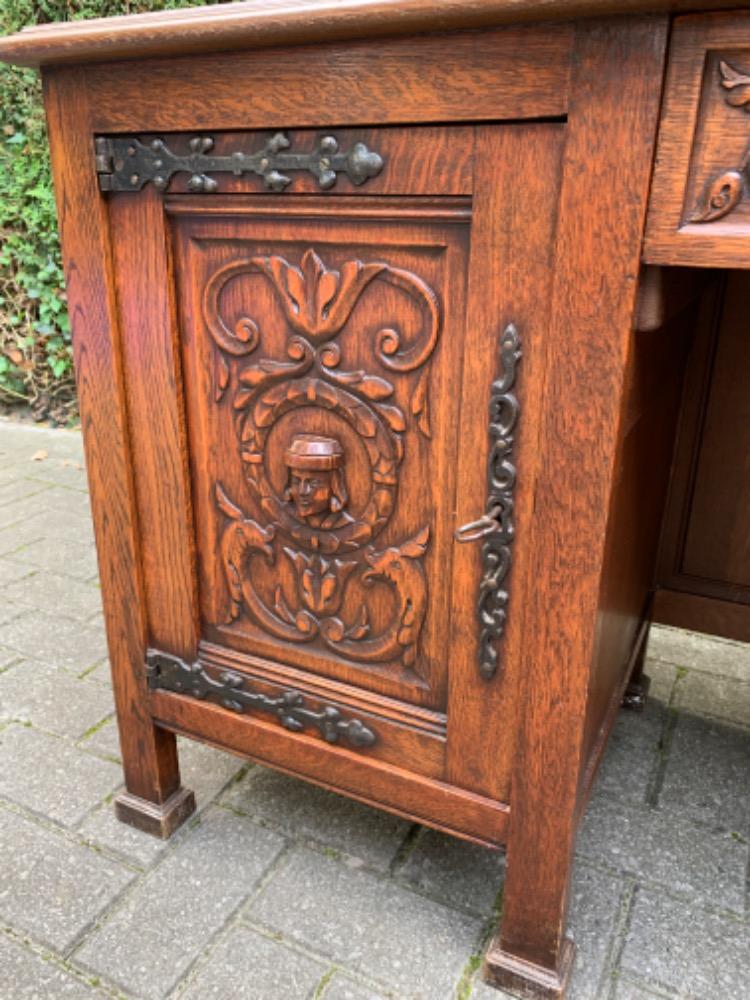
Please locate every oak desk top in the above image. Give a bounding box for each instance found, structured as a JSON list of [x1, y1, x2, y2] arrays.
[[1, 0, 750, 66]]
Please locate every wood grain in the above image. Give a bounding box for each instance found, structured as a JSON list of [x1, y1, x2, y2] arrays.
[[109, 189, 199, 661], [42, 68, 188, 812], [150, 687, 510, 847], [446, 123, 564, 802], [486, 15, 669, 993], [80, 26, 571, 133], [645, 12, 750, 267], [0, 0, 743, 68]]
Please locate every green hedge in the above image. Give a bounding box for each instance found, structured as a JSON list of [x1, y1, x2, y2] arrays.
[[0, 1, 221, 422]]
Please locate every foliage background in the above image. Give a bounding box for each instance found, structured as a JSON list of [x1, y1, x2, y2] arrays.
[[0, 0, 222, 422]]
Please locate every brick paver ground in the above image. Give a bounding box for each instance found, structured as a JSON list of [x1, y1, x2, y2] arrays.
[[0, 419, 748, 1000]]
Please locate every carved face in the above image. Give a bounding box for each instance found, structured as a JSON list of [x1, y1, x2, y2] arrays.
[[287, 469, 335, 519]]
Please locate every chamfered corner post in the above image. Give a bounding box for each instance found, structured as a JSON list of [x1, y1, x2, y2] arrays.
[[41, 65, 195, 838], [483, 15, 669, 998]]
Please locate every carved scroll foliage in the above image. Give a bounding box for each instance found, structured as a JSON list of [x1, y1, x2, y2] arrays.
[[690, 60, 750, 223], [204, 248, 440, 673]]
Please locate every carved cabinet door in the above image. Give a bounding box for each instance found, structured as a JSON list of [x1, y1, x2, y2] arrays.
[[112, 123, 564, 814]]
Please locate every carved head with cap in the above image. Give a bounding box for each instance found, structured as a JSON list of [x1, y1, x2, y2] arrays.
[[284, 434, 349, 522]]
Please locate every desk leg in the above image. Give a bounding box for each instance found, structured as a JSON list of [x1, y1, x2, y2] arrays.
[[43, 67, 196, 840]]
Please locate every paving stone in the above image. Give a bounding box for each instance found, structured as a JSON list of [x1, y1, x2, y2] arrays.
[[80, 657, 112, 685], [322, 975, 390, 1000], [78, 738, 246, 864], [0, 806, 134, 952], [596, 702, 666, 805], [36, 485, 93, 516], [0, 476, 53, 505], [0, 661, 114, 739], [0, 496, 43, 529], [398, 828, 505, 914], [250, 846, 483, 998], [180, 924, 327, 999], [0, 520, 53, 556], [27, 461, 89, 491], [222, 766, 409, 871], [0, 933, 105, 999], [77, 714, 121, 759], [657, 714, 750, 835], [620, 889, 750, 1000], [19, 537, 98, 581], [0, 725, 122, 827], [612, 978, 674, 999], [673, 671, 750, 728], [471, 978, 521, 1000], [566, 862, 628, 1000], [577, 792, 748, 914], [74, 807, 286, 999], [642, 659, 677, 704], [0, 557, 34, 587], [647, 625, 750, 681], [0, 646, 21, 672], [0, 599, 26, 626], [0, 611, 107, 671], [3, 571, 102, 620]]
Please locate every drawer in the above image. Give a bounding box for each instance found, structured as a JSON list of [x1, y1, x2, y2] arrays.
[[645, 12, 750, 267]]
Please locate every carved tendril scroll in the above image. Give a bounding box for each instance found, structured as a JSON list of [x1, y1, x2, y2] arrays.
[[690, 60, 750, 223], [203, 248, 440, 674]]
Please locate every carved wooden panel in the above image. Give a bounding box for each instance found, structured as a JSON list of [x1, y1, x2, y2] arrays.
[[171, 198, 470, 709], [645, 12, 750, 266]]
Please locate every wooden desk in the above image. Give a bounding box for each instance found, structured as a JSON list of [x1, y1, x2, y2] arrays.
[[1, 4, 747, 997]]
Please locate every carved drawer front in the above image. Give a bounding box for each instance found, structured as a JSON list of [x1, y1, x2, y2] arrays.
[[646, 12, 750, 266]]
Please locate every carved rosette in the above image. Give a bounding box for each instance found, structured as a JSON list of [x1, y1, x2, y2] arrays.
[[203, 248, 440, 673], [690, 60, 750, 223]]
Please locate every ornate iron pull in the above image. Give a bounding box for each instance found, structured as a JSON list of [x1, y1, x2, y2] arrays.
[[455, 506, 502, 543], [455, 324, 521, 681], [146, 650, 377, 748], [95, 131, 384, 194]]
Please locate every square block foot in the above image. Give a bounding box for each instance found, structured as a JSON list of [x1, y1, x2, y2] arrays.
[[483, 936, 575, 999], [114, 786, 196, 839]]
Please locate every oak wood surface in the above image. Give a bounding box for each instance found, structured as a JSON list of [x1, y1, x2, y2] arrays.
[[24, 14, 703, 1000], [150, 688, 510, 847], [645, 12, 750, 267], [109, 189, 199, 661], [653, 587, 750, 641], [42, 68, 188, 811], [79, 26, 572, 133], [485, 15, 669, 994], [447, 123, 564, 802], [0, 0, 746, 68], [655, 271, 750, 639]]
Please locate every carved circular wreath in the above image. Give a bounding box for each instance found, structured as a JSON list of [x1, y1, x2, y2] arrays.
[[239, 376, 399, 553]]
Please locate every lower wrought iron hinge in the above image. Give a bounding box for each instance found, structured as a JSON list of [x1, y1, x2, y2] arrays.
[[146, 650, 377, 749]]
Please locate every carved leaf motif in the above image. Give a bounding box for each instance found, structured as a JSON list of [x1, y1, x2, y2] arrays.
[[689, 169, 745, 223], [720, 59, 750, 107], [260, 250, 386, 340], [411, 369, 431, 438], [215, 355, 230, 402], [375, 403, 406, 434]]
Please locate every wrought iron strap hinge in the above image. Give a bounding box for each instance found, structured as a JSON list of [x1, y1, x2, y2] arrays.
[[94, 131, 384, 194], [454, 323, 521, 681], [146, 650, 377, 749]]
